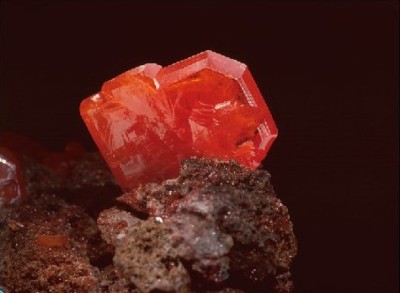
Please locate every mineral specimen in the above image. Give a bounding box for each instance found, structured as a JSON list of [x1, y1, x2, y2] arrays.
[[0, 51, 296, 292], [80, 50, 277, 190]]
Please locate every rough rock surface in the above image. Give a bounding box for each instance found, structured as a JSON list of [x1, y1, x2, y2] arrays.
[[0, 150, 121, 292], [118, 157, 277, 216], [115, 158, 297, 292], [0, 152, 296, 293], [97, 207, 142, 246], [114, 219, 191, 293], [0, 194, 104, 292]]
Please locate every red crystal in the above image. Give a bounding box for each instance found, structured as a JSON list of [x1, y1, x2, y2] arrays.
[[80, 51, 277, 190], [0, 147, 26, 207], [36, 235, 69, 248]]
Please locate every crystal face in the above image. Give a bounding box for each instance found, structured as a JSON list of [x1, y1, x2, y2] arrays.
[[0, 147, 25, 207], [80, 50, 277, 190]]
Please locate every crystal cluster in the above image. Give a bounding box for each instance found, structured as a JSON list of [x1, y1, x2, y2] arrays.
[[80, 50, 277, 191]]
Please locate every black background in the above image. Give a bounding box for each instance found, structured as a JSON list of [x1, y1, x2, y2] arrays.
[[0, 1, 398, 292]]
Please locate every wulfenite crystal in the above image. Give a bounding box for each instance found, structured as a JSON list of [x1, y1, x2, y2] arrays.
[[0, 147, 25, 207], [80, 50, 277, 190]]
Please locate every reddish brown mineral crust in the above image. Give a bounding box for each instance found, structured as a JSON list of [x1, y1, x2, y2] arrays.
[[0, 151, 296, 292], [80, 50, 277, 191]]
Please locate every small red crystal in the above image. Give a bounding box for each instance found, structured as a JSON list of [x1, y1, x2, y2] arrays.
[[80, 51, 277, 190], [36, 235, 69, 248], [0, 147, 26, 207]]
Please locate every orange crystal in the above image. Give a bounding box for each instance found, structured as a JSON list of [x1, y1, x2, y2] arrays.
[[80, 51, 277, 191], [36, 235, 69, 248]]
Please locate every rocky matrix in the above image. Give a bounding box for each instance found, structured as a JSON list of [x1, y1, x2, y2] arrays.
[[80, 51, 278, 191], [0, 147, 296, 293], [113, 158, 297, 292]]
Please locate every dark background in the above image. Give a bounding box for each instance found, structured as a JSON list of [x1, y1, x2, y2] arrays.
[[0, 1, 398, 292]]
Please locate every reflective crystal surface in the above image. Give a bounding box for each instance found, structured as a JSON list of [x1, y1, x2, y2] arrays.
[[80, 51, 277, 190], [0, 147, 25, 207]]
